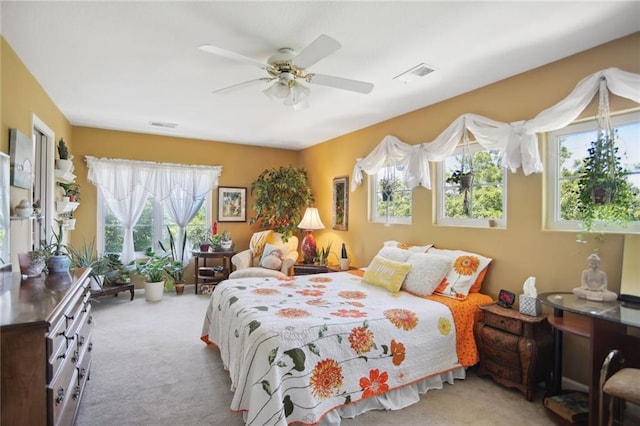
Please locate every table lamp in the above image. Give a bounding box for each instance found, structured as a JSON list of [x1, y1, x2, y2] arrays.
[[297, 207, 325, 264]]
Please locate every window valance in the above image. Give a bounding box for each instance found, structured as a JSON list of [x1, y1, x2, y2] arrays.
[[86, 156, 222, 201], [352, 67, 640, 191]]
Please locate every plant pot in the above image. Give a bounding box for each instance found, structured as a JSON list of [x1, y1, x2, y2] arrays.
[[46, 255, 71, 274], [340, 258, 350, 271], [55, 159, 72, 172], [199, 244, 211, 252], [460, 173, 474, 191], [591, 184, 615, 205], [90, 275, 104, 291], [18, 252, 45, 277], [221, 240, 233, 251], [175, 282, 185, 295], [64, 218, 76, 230], [144, 280, 164, 302]]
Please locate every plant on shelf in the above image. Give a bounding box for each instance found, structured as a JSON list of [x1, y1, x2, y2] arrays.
[[249, 165, 314, 241], [210, 225, 231, 251], [577, 129, 637, 232], [58, 182, 80, 202], [189, 226, 212, 251], [57, 138, 69, 160], [67, 238, 122, 289]]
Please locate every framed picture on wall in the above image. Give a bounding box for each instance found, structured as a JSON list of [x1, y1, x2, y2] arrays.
[[218, 186, 247, 222], [332, 176, 348, 231], [9, 128, 34, 190]]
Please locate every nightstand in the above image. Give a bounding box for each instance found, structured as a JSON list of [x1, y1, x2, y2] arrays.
[[474, 303, 553, 401], [293, 264, 356, 275]]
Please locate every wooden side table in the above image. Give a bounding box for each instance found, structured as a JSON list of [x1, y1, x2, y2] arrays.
[[475, 303, 553, 401], [192, 250, 236, 294], [90, 282, 134, 301], [293, 264, 357, 275]]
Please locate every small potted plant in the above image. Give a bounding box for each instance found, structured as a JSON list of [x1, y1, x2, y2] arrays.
[[189, 226, 212, 252], [315, 241, 332, 266], [219, 229, 232, 251], [56, 138, 73, 172], [58, 182, 80, 202], [136, 253, 172, 302]]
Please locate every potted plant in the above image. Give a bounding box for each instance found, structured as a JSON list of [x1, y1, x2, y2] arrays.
[[189, 226, 212, 252], [55, 138, 73, 172], [58, 182, 80, 202], [379, 177, 396, 202], [249, 165, 314, 241], [17, 249, 47, 277], [158, 226, 187, 294], [340, 242, 350, 270], [220, 229, 232, 250], [446, 149, 474, 216], [44, 220, 71, 273], [315, 241, 332, 266], [577, 129, 637, 231], [136, 253, 172, 302]]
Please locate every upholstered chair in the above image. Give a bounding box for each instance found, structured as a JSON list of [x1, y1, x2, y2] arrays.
[[229, 230, 299, 279]]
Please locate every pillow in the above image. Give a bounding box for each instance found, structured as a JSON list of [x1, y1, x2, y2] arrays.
[[258, 243, 288, 270], [377, 246, 413, 262], [428, 248, 492, 299], [362, 255, 411, 293], [383, 240, 433, 253], [402, 252, 453, 297]]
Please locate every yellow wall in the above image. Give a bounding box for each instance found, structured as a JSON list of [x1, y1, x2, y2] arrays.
[[2, 31, 639, 386], [1, 38, 73, 265]]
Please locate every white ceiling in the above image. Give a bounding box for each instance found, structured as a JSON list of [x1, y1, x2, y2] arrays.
[[2, 1, 639, 150]]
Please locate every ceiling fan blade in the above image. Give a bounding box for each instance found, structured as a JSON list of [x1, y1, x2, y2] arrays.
[[212, 78, 274, 95], [294, 35, 341, 69], [199, 45, 274, 72], [307, 74, 374, 94]]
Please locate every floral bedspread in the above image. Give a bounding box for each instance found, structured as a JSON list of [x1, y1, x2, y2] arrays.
[[201, 272, 464, 426]]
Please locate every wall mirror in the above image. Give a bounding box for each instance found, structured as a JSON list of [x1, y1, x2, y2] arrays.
[[332, 176, 348, 231]]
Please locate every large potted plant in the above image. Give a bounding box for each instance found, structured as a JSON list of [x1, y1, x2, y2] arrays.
[[44, 220, 71, 273], [158, 226, 187, 294], [136, 253, 172, 302], [577, 130, 637, 231], [249, 165, 314, 241]]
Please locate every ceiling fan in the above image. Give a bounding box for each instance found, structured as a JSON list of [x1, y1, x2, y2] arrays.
[[199, 35, 374, 109]]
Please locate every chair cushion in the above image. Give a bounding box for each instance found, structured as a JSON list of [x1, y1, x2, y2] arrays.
[[229, 267, 286, 279], [604, 368, 640, 405]]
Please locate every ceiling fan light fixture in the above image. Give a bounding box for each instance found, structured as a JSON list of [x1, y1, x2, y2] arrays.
[[263, 80, 290, 101]]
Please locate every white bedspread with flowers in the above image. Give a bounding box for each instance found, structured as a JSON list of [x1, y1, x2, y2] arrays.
[[201, 272, 459, 426]]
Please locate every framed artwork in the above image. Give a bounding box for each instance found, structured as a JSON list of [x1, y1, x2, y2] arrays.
[[218, 186, 247, 222], [332, 176, 348, 231], [9, 128, 34, 189], [0, 152, 10, 266]]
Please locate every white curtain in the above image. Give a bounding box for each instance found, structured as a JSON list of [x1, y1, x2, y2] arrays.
[[86, 156, 222, 263], [352, 67, 640, 191], [164, 187, 206, 266]]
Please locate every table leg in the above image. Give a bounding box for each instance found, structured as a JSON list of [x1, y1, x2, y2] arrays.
[[194, 256, 199, 294]]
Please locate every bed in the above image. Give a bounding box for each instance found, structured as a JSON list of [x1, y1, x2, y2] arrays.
[[201, 264, 492, 425]]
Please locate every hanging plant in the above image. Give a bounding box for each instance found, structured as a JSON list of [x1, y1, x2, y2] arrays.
[[446, 131, 474, 216], [379, 177, 396, 201], [249, 165, 314, 241]]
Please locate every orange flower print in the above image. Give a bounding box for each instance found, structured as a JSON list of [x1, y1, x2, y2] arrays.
[[277, 308, 311, 318], [310, 359, 343, 399], [252, 288, 281, 296], [360, 369, 389, 399], [384, 308, 419, 331], [331, 309, 367, 318], [296, 289, 325, 297], [453, 256, 480, 276], [277, 276, 296, 281], [438, 317, 452, 335], [347, 301, 365, 308], [312, 284, 327, 289], [279, 282, 298, 288], [390, 339, 405, 366], [338, 290, 367, 300], [309, 276, 332, 283], [306, 298, 329, 307], [348, 326, 374, 354]]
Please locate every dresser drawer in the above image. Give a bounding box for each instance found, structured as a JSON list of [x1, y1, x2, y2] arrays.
[[75, 305, 93, 353], [483, 358, 521, 383], [479, 323, 520, 351], [481, 344, 520, 368], [48, 348, 78, 425], [483, 310, 522, 335]]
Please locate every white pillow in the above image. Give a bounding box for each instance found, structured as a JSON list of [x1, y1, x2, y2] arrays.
[[402, 253, 453, 296], [258, 243, 288, 270], [383, 240, 433, 253], [377, 246, 412, 262]]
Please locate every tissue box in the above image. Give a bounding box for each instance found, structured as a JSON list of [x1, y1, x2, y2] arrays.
[[519, 294, 541, 316]]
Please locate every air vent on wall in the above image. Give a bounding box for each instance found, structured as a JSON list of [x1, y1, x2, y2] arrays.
[[393, 63, 436, 84], [149, 121, 178, 129]]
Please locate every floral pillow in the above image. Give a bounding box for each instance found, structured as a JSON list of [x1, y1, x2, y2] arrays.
[[383, 240, 433, 253], [428, 248, 492, 300]]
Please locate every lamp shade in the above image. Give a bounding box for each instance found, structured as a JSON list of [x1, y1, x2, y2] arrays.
[[297, 207, 325, 230]]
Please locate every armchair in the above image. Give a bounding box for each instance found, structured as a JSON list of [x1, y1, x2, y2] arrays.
[[229, 231, 299, 279]]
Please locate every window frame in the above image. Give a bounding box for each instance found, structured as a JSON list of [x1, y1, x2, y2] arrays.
[[368, 165, 413, 225], [436, 143, 507, 228], [545, 110, 640, 234]]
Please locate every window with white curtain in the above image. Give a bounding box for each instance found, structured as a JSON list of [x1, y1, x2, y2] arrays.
[[369, 165, 412, 225], [436, 144, 506, 227], [545, 110, 640, 233]]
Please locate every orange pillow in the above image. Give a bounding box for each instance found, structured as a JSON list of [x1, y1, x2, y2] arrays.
[[469, 267, 489, 293]]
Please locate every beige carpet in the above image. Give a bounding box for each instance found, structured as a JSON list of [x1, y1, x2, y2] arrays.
[[75, 287, 557, 426]]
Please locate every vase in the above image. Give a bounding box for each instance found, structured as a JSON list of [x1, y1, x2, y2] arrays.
[[175, 282, 185, 295], [18, 252, 45, 277], [221, 240, 233, 250], [340, 258, 350, 271], [46, 255, 71, 274], [144, 280, 164, 302], [14, 199, 33, 218]]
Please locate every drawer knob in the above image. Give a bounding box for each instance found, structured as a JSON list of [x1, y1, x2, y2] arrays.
[[88, 342, 93, 352], [88, 316, 94, 325], [55, 387, 65, 405], [79, 368, 86, 380], [72, 351, 79, 364], [78, 336, 85, 346], [72, 385, 80, 400]]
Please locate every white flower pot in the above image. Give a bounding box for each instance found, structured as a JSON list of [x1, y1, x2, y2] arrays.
[[144, 280, 164, 302], [55, 159, 73, 172], [340, 258, 350, 271], [221, 240, 233, 250]]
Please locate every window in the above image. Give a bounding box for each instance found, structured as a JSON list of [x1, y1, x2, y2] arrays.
[[436, 144, 506, 227], [546, 110, 640, 233], [369, 165, 412, 225], [100, 194, 210, 257]]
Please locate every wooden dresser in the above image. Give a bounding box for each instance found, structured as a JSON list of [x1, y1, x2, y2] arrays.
[[1, 268, 93, 426], [475, 303, 553, 401]]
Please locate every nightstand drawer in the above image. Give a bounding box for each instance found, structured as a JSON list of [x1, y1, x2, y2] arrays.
[[483, 310, 522, 335], [481, 344, 520, 368], [479, 326, 520, 352], [483, 358, 521, 383]]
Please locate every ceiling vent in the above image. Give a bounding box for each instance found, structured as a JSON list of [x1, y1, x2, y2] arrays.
[[393, 63, 435, 84], [149, 121, 178, 129]]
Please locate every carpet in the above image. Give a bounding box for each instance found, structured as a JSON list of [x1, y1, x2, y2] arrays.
[[75, 286, 555, 426]]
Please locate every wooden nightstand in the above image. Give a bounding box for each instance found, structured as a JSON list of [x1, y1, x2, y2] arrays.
[[474, 303, 553, 401], [293, 264, 356, 275]]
